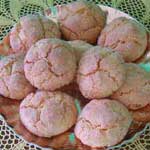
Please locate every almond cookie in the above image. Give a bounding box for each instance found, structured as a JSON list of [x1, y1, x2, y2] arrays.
[[75, 99, 132, 147], [97, 17, 147, 62], [24, 38, 77, 91], [77, 46, 126, 99], [111, 63, 150, 110], [68, 40, 93, 62], [10, 14, 61, 53], [20, 91, 77, 137], [111, 63, 150, 122], [58, 0, 106, 44], [0, 53, 34, 100], [131, 105, 150, 122]]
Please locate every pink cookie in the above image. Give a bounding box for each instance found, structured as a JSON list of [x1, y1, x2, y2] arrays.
[[111, 63, 150, 110], [131, 105, 150, 122], [68, 40, 93, 62], [97, 17, 147, 62], [75, 99, 132, 147], [10, 14, 61, 53], [77, 46, 126, 99], [0, 53, 34, 100], [58, 0, 106, 44], [20, 91, 77, 137], [24, 38, 77, 90]]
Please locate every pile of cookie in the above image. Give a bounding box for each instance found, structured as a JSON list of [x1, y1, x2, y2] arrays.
[[0, 0, 149, 148]]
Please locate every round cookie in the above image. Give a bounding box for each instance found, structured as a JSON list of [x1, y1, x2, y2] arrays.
[[68, 40, 93, 62], [10, 14, 61, 53], [20, 91, 77, 137], [58, 0, 106, 44], [77, 46, 126, 99], [24, 38, 77, 91], [75, 99, 132, 147], [0, 53, 34, 100], [131, 105, 150, 122], [97, 17, 147, 62], [111, 63, 150, 110]]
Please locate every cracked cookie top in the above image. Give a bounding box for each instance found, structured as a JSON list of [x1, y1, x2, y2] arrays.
[[68, 40, 93, 62], [58, 0, 106, 44], [97, 17, 147, 62], [0, 52, 34, 100], [20, 91, 77, 137], [77, 46, 126, 99], [74, 99, 132, 147], [24, 38, 77, 91], [10, 14, 61, 53], [111, 63, 150, 110]]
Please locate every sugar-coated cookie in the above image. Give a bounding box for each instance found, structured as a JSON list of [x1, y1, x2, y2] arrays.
[[0, 52, 34, 100], [77, 46, 126, 99], [58, 0, 106, 44], [111, 63, 150, 110], [75, 99, 132, 147], [20, 91, 77, 137], [98, 17, 147, 62], [10, 14, 61, 53], [24, 38, 77, 90], [131, 105, 150, 122]]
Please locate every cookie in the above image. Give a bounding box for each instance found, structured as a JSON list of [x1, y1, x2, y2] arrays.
[[77, 46, 126, 99], [0, 52, 34, 100], [131, 105, 150, 122], [58, 0, 106, 44], [68, 40, 93, 62], [97, 17, 147, 62], [75, 99, 132, 147], [10, 14, 61, 53], [111, 63, 150, 110], [24, 38, 77, 91], [20, 91, 77, 137]]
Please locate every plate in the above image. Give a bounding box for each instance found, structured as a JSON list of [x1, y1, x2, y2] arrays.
[[0, 5, 150, 150]]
